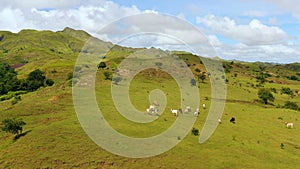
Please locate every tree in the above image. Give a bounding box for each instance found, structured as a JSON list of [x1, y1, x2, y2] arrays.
[[258, 88, 274, 104], [27, 69, 45, 82], [26, 69, 46, 91], [1, 118, 26, 137]]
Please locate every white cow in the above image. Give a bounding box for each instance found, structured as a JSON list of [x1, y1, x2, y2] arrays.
[[171, 109, 178, 116], [285, 122, 293, 128], [218, 118, 222, 124], [193, 111, 199, 117], [153, 100, 159, 106], [149, 105, 155, 111], [202, 104, 206, 109], [185, 106, 191, 113]]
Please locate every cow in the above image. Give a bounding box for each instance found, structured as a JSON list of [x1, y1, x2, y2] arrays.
[[153, 100, 159, 106], [171, 109, 178, 116], [285, 122, 293, 128], [149, 105, 155, 111], [230, 117, 235, 124], [184, 106, 191, 113], [193, 111, 199, 117]]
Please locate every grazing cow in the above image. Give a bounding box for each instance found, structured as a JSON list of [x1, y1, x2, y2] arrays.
[[184, 106, 191, 113], [218, 118, 222, 124], [153, 100, 159, 106], [193, 111, 199, 117], [171, 109, 178, 116], [202, 104, 206, 109], [285, 122, 293, 128], [230, 117, 235, 124], [149, 105, 155, 111], [146, 108, 150, 113]]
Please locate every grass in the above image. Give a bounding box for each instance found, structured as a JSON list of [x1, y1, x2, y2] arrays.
[[0, 28, 300, 168]]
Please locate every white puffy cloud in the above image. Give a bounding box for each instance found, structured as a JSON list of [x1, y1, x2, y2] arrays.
[[196, 14, 289, 45], [213, 43, 300, 63], [0, 1, 141, 33]]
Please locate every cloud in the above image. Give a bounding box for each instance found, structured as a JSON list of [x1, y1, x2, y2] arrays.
[[0, 1, 141, 33], [243, 10, 267, 17], [213, 43, 300, 63], [99, 13, 210, 45], [266, 0, 300, 21], [196, 14, 289, 45], [1, 0, 109, 9]]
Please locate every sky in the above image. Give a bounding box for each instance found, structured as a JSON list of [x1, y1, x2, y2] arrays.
[[1, 0, 300, 63]]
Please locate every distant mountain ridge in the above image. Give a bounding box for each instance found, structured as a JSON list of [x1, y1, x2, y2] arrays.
[[0, 27, 299, 73]]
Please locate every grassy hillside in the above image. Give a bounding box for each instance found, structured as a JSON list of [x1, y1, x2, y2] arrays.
[[0, 28, 300, 168]]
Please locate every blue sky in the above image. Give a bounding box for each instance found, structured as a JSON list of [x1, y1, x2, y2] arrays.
[[0, 0, 299, 63]]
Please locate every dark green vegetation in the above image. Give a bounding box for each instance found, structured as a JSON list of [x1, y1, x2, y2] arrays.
[[1, 118, 26, 139], [0, 28, 300, 168]]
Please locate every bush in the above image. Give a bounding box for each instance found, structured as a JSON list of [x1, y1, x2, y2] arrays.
[[283, 101, 299, 111], [11, 95, 21, 105], [103, 71, 112, 80], [98, 62, 107, 69], [45, 79, 54, 86], [281, 87, 294, 98], [191, 128, 199, 136]]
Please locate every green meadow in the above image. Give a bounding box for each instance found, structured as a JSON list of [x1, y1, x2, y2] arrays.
[[0, 28, 300, 168]]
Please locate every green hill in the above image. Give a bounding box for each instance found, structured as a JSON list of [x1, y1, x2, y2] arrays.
[[0, 28, 300, 168]]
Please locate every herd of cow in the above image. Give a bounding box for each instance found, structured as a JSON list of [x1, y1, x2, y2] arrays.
[[146, 101, 294, 128]]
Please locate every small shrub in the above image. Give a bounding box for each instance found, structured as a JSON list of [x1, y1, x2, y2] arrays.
[[45, 79, 54, 86], [283, 101, 299, 111], [191, 128, 199, 136], [103, 71, 112, 80]]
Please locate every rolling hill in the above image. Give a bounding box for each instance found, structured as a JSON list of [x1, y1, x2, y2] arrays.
[[0, 28, 300, 168]]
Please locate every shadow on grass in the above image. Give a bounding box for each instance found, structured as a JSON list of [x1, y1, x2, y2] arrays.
[[13, 130, 32, 141]]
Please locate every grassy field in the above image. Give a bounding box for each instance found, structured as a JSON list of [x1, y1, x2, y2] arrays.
[[0, 28, 300, 168]]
